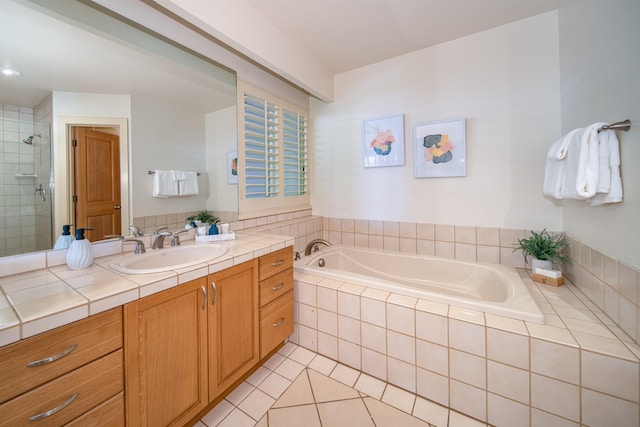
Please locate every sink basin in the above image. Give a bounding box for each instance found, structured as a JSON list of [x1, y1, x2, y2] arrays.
[[109, 244, 229, 274]]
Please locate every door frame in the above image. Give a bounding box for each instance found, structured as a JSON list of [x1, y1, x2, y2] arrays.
[[54, 116, 130, 239]]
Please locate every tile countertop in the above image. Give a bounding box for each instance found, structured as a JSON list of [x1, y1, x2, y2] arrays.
[[0, 231, 294, 348]]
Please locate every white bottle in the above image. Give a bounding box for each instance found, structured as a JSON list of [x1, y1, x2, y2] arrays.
[[53, 224, 74, 250], [66, 228, 94, 270]]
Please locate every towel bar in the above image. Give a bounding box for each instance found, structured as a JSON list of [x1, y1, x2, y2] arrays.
[[598, 119, 631, 133], [148, 170, 201, 176]]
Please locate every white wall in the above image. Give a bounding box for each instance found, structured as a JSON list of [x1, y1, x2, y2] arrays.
[[558, 0, 640, 269], [131, 94, 208, 217], [206, 106, 238, 213], [311, 12, 562, 230]]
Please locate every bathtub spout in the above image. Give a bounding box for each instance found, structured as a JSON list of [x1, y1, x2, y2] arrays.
[[304, 239, 332, 256]]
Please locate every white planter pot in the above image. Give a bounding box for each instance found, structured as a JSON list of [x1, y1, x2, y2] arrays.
[[531, 258, 554, 272]]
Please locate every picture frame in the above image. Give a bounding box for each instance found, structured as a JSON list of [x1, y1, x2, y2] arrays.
[[227, 151, 238, 184], [414, 117, 466, 178], [363, 114, 405, 168]]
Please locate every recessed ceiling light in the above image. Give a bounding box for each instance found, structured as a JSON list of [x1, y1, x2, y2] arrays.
[[1, 67, 21, 76]]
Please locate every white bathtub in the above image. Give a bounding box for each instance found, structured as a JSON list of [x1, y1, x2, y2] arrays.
[[296, 246, 545, 324]]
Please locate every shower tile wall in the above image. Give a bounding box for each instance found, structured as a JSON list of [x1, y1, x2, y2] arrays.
[[34, 96, 52, 252], [0, 103, 44, 257]]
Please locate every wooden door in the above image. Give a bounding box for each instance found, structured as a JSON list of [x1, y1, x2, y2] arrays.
[[73, 127, 121, 242], [124, 277, 208, 427], [208, 260, 259, 399]]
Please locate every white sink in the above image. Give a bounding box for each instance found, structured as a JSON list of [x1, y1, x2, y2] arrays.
[[109, 244, 229, 274]]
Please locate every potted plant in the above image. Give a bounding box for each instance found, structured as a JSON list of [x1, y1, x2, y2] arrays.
[[515, 229, 569, 271], [186, 210, 220, 234]]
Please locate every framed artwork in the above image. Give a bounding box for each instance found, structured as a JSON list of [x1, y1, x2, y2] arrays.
[[227, 151, 238, 184], [414, 117, 466, 178], [363, 114, 405, 168]]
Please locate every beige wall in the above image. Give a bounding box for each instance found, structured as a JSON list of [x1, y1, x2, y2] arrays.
[[310, 12, 562, 231], [559, 0, 640, 269]]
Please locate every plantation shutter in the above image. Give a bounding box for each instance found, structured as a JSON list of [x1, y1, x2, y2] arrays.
[[237, 80, 311, 219], [282, 108, 308, 196], [242, 93, 279, 199]]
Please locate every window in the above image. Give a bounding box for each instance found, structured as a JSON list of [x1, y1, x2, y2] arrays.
[[237, 80, 310, 218]]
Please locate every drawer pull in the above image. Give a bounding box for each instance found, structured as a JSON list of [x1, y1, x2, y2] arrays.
[[201, 286, 207, 311], [272, 317, 285, 327], [271, 260, 285, 267], [28, 392, 79, 421], [26, 344, 78, 367], [272, 283, 285, 291]]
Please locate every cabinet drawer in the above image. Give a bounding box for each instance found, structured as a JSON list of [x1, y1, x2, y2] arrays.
[[65, 391, 124, 427], [259, 247, 293, 281], [259, 268, 293, 307], [0, 307, 122, 404], [0, 349, 123, 427], [259, 290, 294, 358]]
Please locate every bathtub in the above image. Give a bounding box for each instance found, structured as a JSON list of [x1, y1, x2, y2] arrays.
[[295, 246, 545, 324]]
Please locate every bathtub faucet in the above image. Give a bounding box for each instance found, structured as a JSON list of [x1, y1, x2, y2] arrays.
[[304, 238, 332, 256]]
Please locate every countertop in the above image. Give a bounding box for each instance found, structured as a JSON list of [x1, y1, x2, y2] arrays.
[[0, 231, 294, 347]]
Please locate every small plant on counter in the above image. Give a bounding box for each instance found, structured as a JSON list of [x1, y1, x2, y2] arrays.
[[515, 229, 569, 268], [186, 210, 220, 225]]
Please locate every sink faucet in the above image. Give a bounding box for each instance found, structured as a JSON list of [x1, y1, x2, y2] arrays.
[[152, 227, 173, 250], [128, 225, 144, 237], [123, 238, 146, 254], [171, 229, 189, 246], [304, 238, 332, 256]]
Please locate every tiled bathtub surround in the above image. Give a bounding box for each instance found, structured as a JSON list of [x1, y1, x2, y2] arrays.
[[290, 270, 640, 426]]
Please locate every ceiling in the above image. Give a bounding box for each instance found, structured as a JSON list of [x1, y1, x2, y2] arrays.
[[0, 0, 235, 111], [244, 0, 563, 74]]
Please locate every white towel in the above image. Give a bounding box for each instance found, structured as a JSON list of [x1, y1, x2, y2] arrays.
[[543, 128, 581, 198], [152, 170, 179, 197], [588, 129, 623, 205], [176, 170, 199, 196]]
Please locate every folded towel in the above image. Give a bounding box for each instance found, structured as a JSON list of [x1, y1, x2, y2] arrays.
[[588, 129, 623, 205], [177, 170, 199, 196], [570, 122, 604, 199], [543, 128, 581, 198], [152, 170, 179, 198], [171, 169, 187, 181]]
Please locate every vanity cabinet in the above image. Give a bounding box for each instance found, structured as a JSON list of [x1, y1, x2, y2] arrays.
[[0, 307, 124, 426], [258, 246, 294, 358], [208, 260, 259, 399], [124, 277, 208, 427]]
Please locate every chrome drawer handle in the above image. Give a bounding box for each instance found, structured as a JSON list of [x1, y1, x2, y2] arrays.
[[272, 283, 285, 291], [28, 392, 79, 421], [211, 281, 218, 305], [201, 286, 207, 311], [26, 344, 78, 367], [271, 260, 285, 267], [272, 317, 285, 327]]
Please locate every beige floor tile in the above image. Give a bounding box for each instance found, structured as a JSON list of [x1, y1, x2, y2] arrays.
[[238, 388, 275, 421], [317, 398, 375, 427], [258, 372, 292, 399], [225, 381, 255, 406], [217, 408, 255, 427], [288, 346, 317, 365], [364, 397, 430, 427], [272, 371, 315, 408], [274, 358, 305, 380], [255, 415, 268, 427], [308, 368, 360, 402], [413, 396, 450, 427], [381, 384, 416, 414], [330, 362, 361, 386], [268, 404, 321, 427], [354, 372, 386, 399], [308, 354, 337, 375], [449, 410, 487, 427], [201, 399, 234, 426]]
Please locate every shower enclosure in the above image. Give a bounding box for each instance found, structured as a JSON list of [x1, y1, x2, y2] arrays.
[[1, 102, 53, 257]]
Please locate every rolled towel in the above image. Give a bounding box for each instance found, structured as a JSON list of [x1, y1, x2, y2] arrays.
[[588, 129, 623, 205]]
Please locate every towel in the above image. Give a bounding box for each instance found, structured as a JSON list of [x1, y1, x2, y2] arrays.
[[172, 170, 199, 196], [588, 129, 623, 205], [543, 122, 623, 205], [152, 170, 178, 197]]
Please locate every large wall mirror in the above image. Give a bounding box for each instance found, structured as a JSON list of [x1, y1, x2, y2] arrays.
[[0, 0, 238, 258]]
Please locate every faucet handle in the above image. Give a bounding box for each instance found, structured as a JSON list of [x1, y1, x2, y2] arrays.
[[171, 229, 189, 246], [123, 238, 146, 254], [128, 225, 144, 237], [154, 226, 169, 235]]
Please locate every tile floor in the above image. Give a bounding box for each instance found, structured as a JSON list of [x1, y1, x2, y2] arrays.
[[196, 342, 486, 427]]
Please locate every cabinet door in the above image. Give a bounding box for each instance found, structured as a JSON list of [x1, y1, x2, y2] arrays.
[[209, 260, 259, 398], [124, 277, 208, 427]]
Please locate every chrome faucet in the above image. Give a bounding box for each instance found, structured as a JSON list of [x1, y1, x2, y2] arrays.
[[128, 225, 144, 237], [304, 238, 332, 256], [123, 238, 146, 254], [152, 227, 173, 250], [171, 229, 189, 246]]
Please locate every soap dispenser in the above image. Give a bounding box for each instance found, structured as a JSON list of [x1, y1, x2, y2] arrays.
[[66, 228, 94, 270], [53, 224, 74, 250]]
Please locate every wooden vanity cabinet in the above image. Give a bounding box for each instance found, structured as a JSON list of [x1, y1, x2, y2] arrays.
[[258, 246, 294, 358], [0, 307, 124, 427], [208, 259, 259, 399], [124, 277, 208, 427]]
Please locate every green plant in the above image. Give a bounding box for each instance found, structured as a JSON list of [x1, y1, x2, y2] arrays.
[[186, 210, 219, 224], [515, 229, 569, 265]]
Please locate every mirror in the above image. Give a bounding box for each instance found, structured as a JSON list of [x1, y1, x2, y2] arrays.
[[0, 0, 238, 257]]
